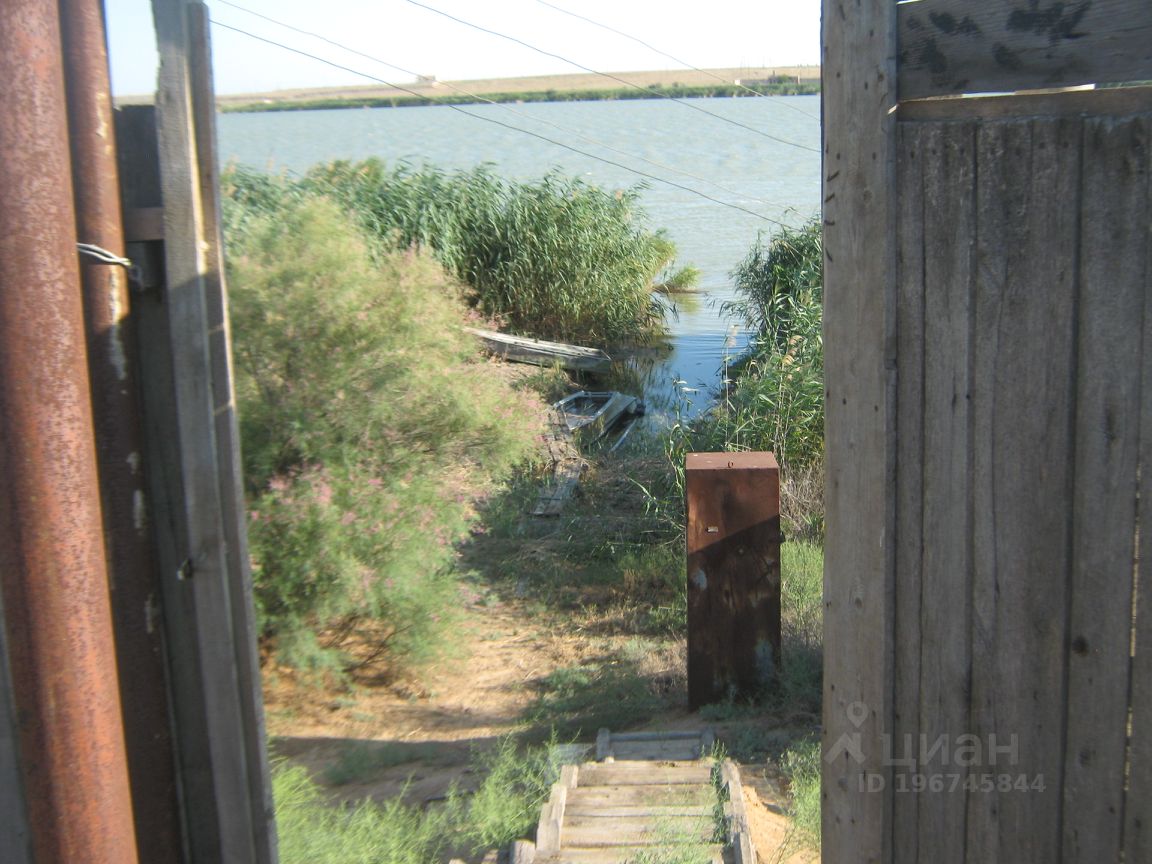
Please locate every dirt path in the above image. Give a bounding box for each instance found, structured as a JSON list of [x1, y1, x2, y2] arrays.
[[265, 595, 817, 863]]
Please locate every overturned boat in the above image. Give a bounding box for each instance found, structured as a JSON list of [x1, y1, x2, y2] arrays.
[[466, 327, 613, 374]]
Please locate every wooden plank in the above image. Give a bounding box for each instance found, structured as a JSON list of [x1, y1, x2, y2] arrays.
[[609, 731, 709, 743], [821, 0, 898, 859], [562, 822, 715, 847], [551, 844, 724, 863], [898, 0, 1152, 99], [537, 801, 560, 856], [685, 452, 781, 707], [563, 814, 714, 834], [899, 85, 1152, 123], [119, 103, 226, 864], [186, 7, 277, 860], [510, 839, 536, 864], [916, 119, 976, 864], [578, 765, 714, 787], [966, 116, 1080, 864], [466, 327, 612, 373], [145, 1, 273, 860], [1061, 114, 1149, 864], [893, 119, 927, 864], [596, 728, 612, 761], [1125, 112, 1152, 864], [564, 806, 715, 819], [567, 786, 714, 807], [608, 741, 708, 761]]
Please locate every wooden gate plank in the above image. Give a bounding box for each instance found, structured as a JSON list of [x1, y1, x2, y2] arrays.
[[1060, 114, 1149, 864], [820, 0, 899, 858], [898, 0, 1152, 99], [917, 119, 977, 864], [1126, 113, 1152, 864], [893, 119, 927, 864], [966, 116, 1081, 864]]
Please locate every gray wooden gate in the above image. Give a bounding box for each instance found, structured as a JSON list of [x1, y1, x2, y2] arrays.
[[822, 3, 1152, 862]]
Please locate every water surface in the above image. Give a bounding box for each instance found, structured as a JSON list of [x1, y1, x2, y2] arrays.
[[217, 95, 822, 416]]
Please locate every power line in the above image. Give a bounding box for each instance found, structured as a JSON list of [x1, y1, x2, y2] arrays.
[[532, 0, 820, 121], [214, 0, 793, 210], [397, 0, 820, 154], [209, 19, 792, 226]]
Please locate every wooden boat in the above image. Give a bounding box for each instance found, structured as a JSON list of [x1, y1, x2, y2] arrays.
[[554, 390, 645, 443], [533, 391, 645, 516], [466, 327, 613, 374]]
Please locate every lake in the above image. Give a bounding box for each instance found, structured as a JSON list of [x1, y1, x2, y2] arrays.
[[217, 95, 822, 417]]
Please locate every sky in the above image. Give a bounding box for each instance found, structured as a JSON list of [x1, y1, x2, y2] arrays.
[[104, 0, 822, 96]]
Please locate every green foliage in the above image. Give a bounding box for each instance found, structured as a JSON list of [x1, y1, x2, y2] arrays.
[[275, 737, 561, 862], [273, 761, 454, 864], [289, 160, 674, 345], [460, 736, 561, 850], [724, 217, 823, 350], [779, 540, 823, 713], [782, 737, 822, 851], [668, 218, 824, 535], [227, 196, 541, 671]]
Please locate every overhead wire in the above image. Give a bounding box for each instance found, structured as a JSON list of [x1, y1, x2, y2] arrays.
[[214, 0, 795, 210], [532, 0, 820, 121], [208, 18, 793, 226], [397, 0, 820, 153]]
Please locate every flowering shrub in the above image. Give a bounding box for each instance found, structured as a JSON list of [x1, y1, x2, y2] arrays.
[[227, 196, 542, 673]]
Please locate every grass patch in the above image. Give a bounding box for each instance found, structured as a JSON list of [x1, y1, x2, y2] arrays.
[[781, 737, 821, 852], [525, 659, 669, 740], [276, 736, 564, 862], [323, 741, 456, 786]]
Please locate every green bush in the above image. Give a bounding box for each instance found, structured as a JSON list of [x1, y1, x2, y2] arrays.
[[293, 160, 684, 345], [724, 217, 822, 351], [227, 196, 541, 671], [668, 218, 824, 535]]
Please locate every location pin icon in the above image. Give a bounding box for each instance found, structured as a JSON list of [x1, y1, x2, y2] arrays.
[[847, 701, 869, 728]]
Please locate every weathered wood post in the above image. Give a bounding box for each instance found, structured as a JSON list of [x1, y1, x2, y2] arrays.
[[685, 452, 781, 708]]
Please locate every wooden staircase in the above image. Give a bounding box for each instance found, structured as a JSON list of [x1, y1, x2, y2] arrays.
[[513, 730, 756, 864]]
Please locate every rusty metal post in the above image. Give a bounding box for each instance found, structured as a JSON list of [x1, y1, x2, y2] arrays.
[[685, 452, 782, 708], [58, 0, 186, 859], [0, 0, 140, 861]]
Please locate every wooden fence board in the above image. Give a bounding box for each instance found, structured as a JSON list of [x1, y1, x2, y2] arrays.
[[1060, 114, 1149, 864], [820, 0, 898, 859], [916, 119, 976, 864], [186, 8, 277, 859], [965, 117, 1080, 864], [893, 120, 927, 864], [898, 0, 1152, 99], [1127, 123, 1152, 864]]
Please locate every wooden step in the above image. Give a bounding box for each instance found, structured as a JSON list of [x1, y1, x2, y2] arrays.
[[567, 785, 715, 808], [549, 844, 725, 864], [564, 804, 715, 819], [563, 815, 718, 847], [596, 728, 715, 762], [578, 763, 714, 787]]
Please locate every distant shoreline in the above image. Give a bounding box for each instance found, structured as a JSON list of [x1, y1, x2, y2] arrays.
[[117, 66, 821, 112]]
